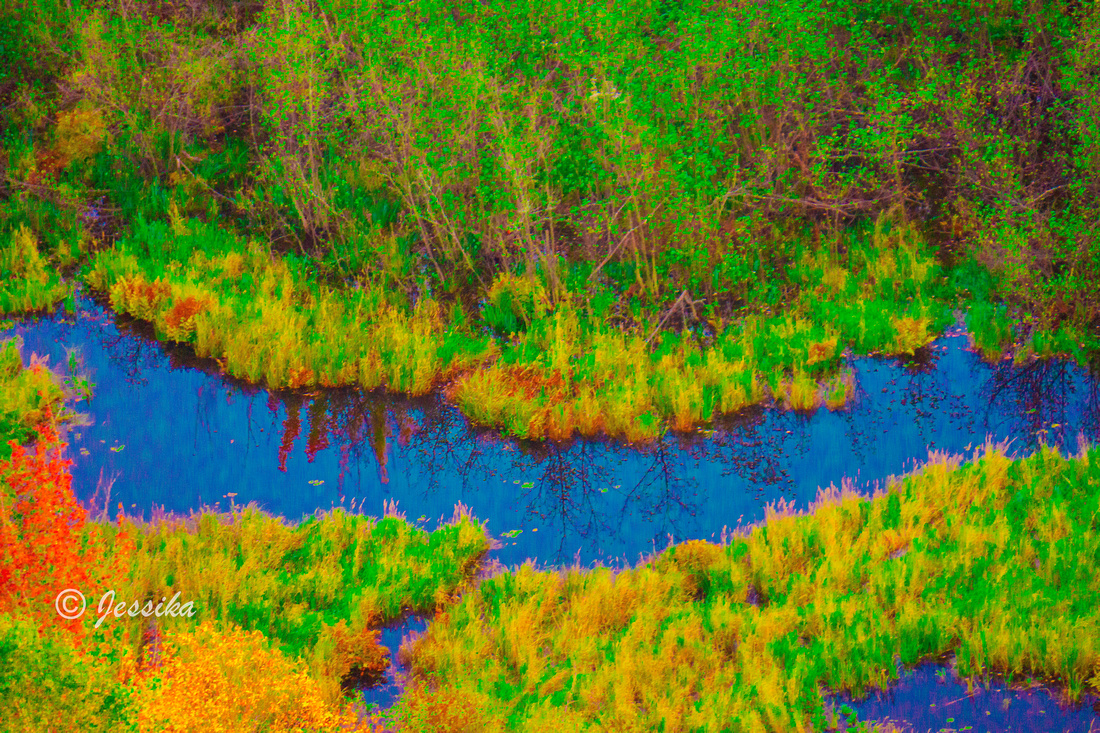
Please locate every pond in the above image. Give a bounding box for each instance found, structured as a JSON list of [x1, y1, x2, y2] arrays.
[[4, 291, 1100, 722], [830, 658, 1100, 732]]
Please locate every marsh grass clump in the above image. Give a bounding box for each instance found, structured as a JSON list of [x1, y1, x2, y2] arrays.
[[390, 441, 1100, 731], [483, 272, 552, 336], [85, 222, 492, 393], [452, 214, 950, 437], [111, 501, 490, 703], [0, 224, 69, 313]]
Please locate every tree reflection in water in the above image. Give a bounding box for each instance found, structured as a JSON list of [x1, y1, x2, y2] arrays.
[[981, 355, 1100, 453], [89, 306, 1100, 569], [7, 292, 1100, 571]]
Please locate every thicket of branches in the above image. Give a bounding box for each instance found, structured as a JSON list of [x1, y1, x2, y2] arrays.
[[1, 0, 1098, 333]]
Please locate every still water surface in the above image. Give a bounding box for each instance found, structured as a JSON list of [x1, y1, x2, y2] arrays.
[[833, 660, 1100, 732], [4, 292, 1098, 571]]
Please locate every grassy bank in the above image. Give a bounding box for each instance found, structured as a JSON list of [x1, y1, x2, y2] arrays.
[[0, 334, 88, 457], [388, 440, 1100, 731], [1, 433, 492, 731], [83, 204, 954, 440], [2, 0, 1099, 439], [0, 339, 493, 731]]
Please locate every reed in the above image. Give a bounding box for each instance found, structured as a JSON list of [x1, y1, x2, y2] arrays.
[[0, 224, 69, 314], [390, 441, 1100, 730], [0, 336, 76, 457]]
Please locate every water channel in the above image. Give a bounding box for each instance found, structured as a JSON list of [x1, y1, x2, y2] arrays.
[[4, 290, 1100, 728]]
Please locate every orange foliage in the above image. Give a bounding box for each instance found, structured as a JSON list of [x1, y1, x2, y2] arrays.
[[120, 278, 172, 308], [0, 416, 133, 647], [288, 364, 315, 389], [164, 296, 208, 341], [500, 366, 572, 402], [134, 621, 383, 733], [112, 276, 173, 324], [398, 684, 497, 732], [321, 619, 390, 684], [805, 337, 838, 366]]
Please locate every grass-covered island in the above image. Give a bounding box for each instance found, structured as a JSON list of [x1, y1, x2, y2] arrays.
[[2, 0, 1100, 729]]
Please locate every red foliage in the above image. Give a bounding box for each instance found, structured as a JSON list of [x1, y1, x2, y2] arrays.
[[0, 415, 132, 647], [164, 296, 208, 337], [118, 277, 172, 310], [277, 396, 302, 472]]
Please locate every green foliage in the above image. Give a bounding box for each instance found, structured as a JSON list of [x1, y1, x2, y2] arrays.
[[482, 272, 551, 335], [0, 613, 135, 732], [966, 300, 1016, 360], [117, 504, 490, 692], [540, 118, 612, 200]]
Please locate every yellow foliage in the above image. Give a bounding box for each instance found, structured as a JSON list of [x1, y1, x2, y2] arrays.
[[486, 272, 551, 326], [2, 225, 48, 282], [53, 106, 108, 167], [169, 200, 192, 238], [133, 621, 372, 733], [822, 264, 848, 294], [889, 315, 932, 355], [786, 369, 821, 412], [109, 276, 172, 323]]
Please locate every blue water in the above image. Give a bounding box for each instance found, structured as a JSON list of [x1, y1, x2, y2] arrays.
[[357, 614, 429, 715], [3, 293, 1098, 572], [832, 660, 1100, 732]]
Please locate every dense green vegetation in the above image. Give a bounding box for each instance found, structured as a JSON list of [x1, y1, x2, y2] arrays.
[[2, 0, 1099, 439]]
